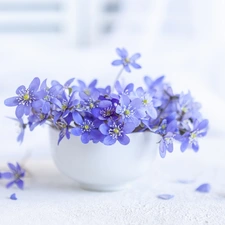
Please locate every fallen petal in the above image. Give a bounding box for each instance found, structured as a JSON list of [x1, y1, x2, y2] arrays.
[[196, 183, 211, 193], [10, 193, 17, 200], [157, 194, 174, 200]]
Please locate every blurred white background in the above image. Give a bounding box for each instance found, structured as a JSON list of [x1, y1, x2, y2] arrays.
[[0, 0, 225, 159]]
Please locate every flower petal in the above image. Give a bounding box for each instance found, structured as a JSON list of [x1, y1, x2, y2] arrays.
[[124, 65, 131, 73], [159, 141, 166, 158], [192, 142, 199, 152], [180, 139, 189, 152], [157, 194, 174, 200], [71, 127, 82, 136], [72, 111, 83, 125], [15, 105, 24, 119], [16, 179, 24, 190], [16, 85, 26, 95], [1, 172, 13, 179], [131, 62, 141, 69], [99, 123, 109, 135], [123, 122, 135, 133], [118, 135, 130, 145], [198, 119, 209, 130], [64, 78, 75, 87], [130, 53, 141, 61], [6, 181, 15, 189], [196, 183, 211, 193], [81, 133, 90, 144], [112, 60, 123, 66], [8, 162, 17, 171], [29, 77, 40, 92], [103, 136, 116, 145], [4, 97, 18, 106], [147, 105, 157, 119], [10, 193, 17, 200], [88, 79, 97, 88]]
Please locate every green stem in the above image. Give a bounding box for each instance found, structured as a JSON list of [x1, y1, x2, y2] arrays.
[[112, 67, 124, 93]]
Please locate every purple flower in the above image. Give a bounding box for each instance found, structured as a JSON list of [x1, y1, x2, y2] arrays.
[[159, 132, 175, 158], [158, 119, 177, 158], [51, 91, 76, 123], [116, 95, 142, 128], [1, 162, 25, 190], [179, 119, 209, 152], [71, 116, 103, 144], [4, 77, 44, 119], [51, 78, 75, 94], [92, 98, 119, 121], [56, 116, 73, 144], [178, 92, 201, 120], [114, 81, 134, 95], [10, 193, 17, 200], [99, 119, 135, 145], [144, 75, 165, 96], [112, 48, 141, 72], [81, 90, 100, 113], [73, 79, 98, 97], [136, 87, 161, 119]]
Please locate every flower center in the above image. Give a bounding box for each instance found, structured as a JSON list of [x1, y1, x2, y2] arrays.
[[124, 109, 130, 115], [62, 104, 67, 111], [109, 123, 123, 139], [23, 94, 30, 101], [84, 89, 90, 96], [81, 120, 94, 133], [18, 88, 35, 106], [124, 58, 130, 63], [89, 103, 94, 109], [142, 99, 148, 105]]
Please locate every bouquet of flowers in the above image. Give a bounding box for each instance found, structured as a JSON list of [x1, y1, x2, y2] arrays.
[[4, 48, 209, 158]]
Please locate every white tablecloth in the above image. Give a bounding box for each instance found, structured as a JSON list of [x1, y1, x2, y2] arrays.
[[0, 137, 225, 225]]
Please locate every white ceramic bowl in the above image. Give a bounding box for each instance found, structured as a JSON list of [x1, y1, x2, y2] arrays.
[[50, 128, 160, 191]]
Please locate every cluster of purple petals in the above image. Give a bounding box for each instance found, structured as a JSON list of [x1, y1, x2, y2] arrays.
[[4, 48, 208, 158]]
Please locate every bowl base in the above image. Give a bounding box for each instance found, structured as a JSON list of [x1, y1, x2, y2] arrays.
[[79, 182, 131, 192]]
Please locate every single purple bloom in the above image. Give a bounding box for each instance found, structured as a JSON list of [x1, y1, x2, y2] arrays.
[[136, 87, 161, 119], [116, 95, 142, 128], [71, 116, 103, 144], [56, 116, 73, 144], [159, 132, 175, 158], [112, 48, 141, 72], [81, 90, 100, 113], [99, 119, 134, 145], [73, 79, 98, 97], [28, 111, 49, 131], [32, 79, 60, 114], [196, 183, 211, 193], [157, 194, 174, 200], [179, 119, 209, 152], [178, 91, 201, 120], [114, 81, 134, 95], [10, 193, 17, 200], [98, 85, 111, 96], [51, 78, 75, 94], [1, 162, 25, 190], [144, 75, 165, 96], [92, 98, 119, 121], [51, 91, 77, 123], [4, 77, 45, 119]]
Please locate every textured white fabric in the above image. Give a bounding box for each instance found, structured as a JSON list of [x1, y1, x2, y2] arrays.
[[0, 137, 225, 225]]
